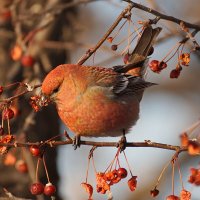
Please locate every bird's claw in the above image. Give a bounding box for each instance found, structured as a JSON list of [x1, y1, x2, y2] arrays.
[[117, 130, 127, 152], [73, 135, 81, 150]]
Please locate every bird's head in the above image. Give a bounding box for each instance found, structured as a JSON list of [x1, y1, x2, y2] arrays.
[[41, 65, 65, 101]]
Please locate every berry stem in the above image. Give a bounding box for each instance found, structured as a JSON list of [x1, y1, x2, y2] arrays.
[[176, 159, 184, 189], [154, 160, 171, 188], [36, 158, 40, 182], [123, 151, 133, 177], [91, 156, 97, 173], [86, 157, 91, 183], [112, 19, 128, 40], [161, 42, 180, 62], [171, 161, 175, 195], [43, 156, 50, 183], [7, 119, 10, 135]]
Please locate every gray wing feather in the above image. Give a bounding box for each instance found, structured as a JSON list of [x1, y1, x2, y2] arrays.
[[113, 74, 156, 95]]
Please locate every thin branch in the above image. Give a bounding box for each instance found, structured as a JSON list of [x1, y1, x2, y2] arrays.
[[0, 84, 41, 104], [0, 139, 187, 153], [77, 4, 133, 65], [123, 0, 200, 31]]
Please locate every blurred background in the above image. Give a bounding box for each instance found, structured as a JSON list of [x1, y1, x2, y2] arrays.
[[0, 0, 200, 200]]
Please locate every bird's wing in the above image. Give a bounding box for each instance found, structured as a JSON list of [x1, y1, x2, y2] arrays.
[[87, 66, 155, 96], [112, 74, 156, 96]]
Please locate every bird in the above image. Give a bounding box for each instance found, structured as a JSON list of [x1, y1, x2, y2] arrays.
[[41, 25, 161, 148]]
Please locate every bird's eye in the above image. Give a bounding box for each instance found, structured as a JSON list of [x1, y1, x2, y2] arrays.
[[53, 88, 59, 93]]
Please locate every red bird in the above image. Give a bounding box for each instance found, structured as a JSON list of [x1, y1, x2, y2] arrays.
[[41, 26, 161, 147]]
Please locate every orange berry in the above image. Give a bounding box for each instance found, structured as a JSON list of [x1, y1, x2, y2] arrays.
[[188, 141, 200, 155], [10, 44, 22, 61], [149, 60, 167, 73], [180, 189, 191, 200], [127, 176, 137, 191], [180, 132, 189, 147], [81, 182, 93, 199], [166, 195, 180, 200], [107, 37, 113, 43], [15, 160, 28, 173]]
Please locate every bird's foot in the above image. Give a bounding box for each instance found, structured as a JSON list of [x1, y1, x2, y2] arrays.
[[73, 135, 81, 150], [117, 130, 127, 152]]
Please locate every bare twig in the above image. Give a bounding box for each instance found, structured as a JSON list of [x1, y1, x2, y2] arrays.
[[0, 139, 187, 153], [123, 0, 200, 31], [0, 84, 41, 104], [77, 4, 133, 65]]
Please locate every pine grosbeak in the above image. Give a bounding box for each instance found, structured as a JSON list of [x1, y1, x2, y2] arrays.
[[41, 26, 161, 142]]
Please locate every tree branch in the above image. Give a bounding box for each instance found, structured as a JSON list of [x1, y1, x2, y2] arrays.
[[0, 139, 187, 153], [77, 4, 133, 65], [123, 0, 200, 31]]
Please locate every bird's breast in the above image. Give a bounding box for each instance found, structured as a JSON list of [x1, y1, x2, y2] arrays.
[[56, 85, 140, 137]]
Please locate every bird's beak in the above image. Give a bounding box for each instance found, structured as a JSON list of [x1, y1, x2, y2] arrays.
[[39, 93, 52, 107]]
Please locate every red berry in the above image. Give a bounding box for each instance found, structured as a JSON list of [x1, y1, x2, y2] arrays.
[[117, 168, 127, 179], [15, 160, 28, 173], [166, 195, 180, 200], [123, 53, 130, 64], [29, 145, 41, 157], [149, 60, 167, 73], [21, 55, 35, 67], [150, 188, 159, 197], [128, 176, 137, 191], [170, 69, 181, 79], [111, 44, 118, 51], [0, 86, 3, 95], [30, 183, 44, 195], [2, 108, 14, 120], [0, 125, 4, 136], [107, 37, 113, 43], [44, 183, 56, 196]]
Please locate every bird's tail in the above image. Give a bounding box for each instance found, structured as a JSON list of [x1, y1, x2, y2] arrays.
[[128, 25, 161, 77], [113, 25, 162, 77]]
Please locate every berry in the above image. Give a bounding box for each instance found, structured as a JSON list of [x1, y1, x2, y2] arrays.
[[2, 108, 14, 120], [15, 160, 28, 173], [166, 195, 180, 200], [111, 44, 118, 51], [30, 183, 44, 195], [21, 55, 35, 67], [148, 60, 167, 73], [81, 182, 93, 199], [127, 176, 137, 191], [0, 125, 4, 136], [107, 37, 113, 43], [150, 188, 159, 197], [10, 44, 22, 61], [117, 168, 127, 179], [44, 183, 56, 196], [180, 189, 191, 200], [29, 145, 41, 157], [123, 53, 130, 64], [188, 141, 200, 155], [170, 69, 181, 79], [0, 86, 3, 95]]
